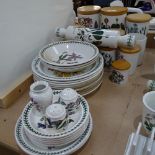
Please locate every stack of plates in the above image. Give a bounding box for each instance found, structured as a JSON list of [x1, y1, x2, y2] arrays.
[[15, 90, 93, 155], [32, 40, 104, 96]]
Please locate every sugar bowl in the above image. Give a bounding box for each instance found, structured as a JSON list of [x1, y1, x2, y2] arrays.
[[60, 88, 80, 115]]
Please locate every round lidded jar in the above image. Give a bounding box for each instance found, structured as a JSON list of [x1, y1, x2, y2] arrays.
[[29, 81, 53, 113], [77, 5, 101, 28], [46, 104, 66, 122], [98, 46, 116, 69], [118, 45, 140, 75], [126, 13, 152, 35], [110, 59, 131, 84], [100, 6, 128, 33]]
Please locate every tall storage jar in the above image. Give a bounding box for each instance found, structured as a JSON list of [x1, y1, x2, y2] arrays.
[[100, 6, 128, 35], [77, 5, 101, 28], [126, 13, 152, 35]]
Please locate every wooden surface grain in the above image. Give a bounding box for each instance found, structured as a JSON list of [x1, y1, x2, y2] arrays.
[[0, 48, 155, 155]]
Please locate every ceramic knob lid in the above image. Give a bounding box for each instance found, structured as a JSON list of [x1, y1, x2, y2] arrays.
[[46, 104, 66, 121], [60, 88, 78, 101]]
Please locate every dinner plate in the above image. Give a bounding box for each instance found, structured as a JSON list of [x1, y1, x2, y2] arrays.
[[22, 91, 89, 141], [15, 115, 92, 155], [39, 40, 99, 67]]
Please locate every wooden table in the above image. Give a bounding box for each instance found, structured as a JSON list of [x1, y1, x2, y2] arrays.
[[0, 48, 155, 155]]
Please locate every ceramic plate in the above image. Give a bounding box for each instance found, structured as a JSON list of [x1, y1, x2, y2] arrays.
[[32, 55, 103, 81], [39, 40, 99, 67], [15, 116, 92, 155], [22, 91, 89, 139]]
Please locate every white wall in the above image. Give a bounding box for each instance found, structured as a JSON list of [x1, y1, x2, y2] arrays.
[[0, 0, 74, 95]]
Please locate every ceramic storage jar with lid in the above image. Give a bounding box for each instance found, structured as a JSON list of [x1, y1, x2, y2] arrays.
[[100, 6, 128, 35], [126, 13, 152, 35], [110, 59, 131, 84], [77, 5, 101, 28], [118, 45, 140, 75], [98, 47, 116, 69]]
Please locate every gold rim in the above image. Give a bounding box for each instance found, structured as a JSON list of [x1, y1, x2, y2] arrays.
[[101, 6, 127, 16], [77, 5, 101, 15], [119, 45, 140, 54]]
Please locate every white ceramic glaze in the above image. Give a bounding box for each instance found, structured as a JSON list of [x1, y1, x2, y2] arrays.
[[46, 104, 66, 122], [99, 48, 116, 68], [110, 69, 129, 85], [142, 91, 155, 133], [126, 21, 150, 36], [101, 13, 126, 30], [60, 88, 79, 114], [29, 81, 53, 113], [78, 14, 100, 28], [147, 80, 155, 91], [119, 52, 139, 75], [128, 33, 147, 66]]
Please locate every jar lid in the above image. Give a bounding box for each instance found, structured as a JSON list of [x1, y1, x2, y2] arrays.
[[46, 104, 66, 121], [112, 59, 131, 70], [98, 46, 115, 51], [77, 5, 101, 15], [60, 88, 78, 101], [119, 45, 140, 54], [126, 13, 152, 23], [101, 6, 128, 16]]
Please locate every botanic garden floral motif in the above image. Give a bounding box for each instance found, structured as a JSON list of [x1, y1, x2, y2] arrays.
[[127, 24, 147, 35], [54, 52, 83, 64], [149, 80, 155, 91], [37, 116, 74, 130], [78, 17, 93, 28], [144, 113, 155, 131], [102, 53, 112, 67], [110, 70, 124, 84]]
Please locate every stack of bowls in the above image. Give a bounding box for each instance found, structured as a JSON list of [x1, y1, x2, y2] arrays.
[[15, 90, 92, 155], [32, 40, 104, 96]]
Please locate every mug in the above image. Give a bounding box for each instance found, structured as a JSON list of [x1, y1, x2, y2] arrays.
[[128, 33, 147, 66], [142, 91, 155, 133]]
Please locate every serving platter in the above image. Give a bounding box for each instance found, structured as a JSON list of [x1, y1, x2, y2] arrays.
[[39, 40, 99, 67], [15, 115, 92, 155]]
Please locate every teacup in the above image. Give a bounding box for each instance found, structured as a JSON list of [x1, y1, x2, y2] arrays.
[[59, 88, 80, 115], [45, 104, 67, 129], [142, 91, 155, 133]]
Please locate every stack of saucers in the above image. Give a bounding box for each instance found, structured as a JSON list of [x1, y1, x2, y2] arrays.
[[15, 90, 92, 155], [32, 40, 104, 96]]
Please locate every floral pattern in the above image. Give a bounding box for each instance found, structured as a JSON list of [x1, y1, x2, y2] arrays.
[[110, 70, 124, 84], [144, 113, 155, 131], [78, 17, 93, 28], [54, 52, 83, 64], [37, 116, 74, 130], [101, 53, 113, 68]]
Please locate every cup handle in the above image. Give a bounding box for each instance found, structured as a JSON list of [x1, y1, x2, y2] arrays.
[[127, 7, 143, 14]]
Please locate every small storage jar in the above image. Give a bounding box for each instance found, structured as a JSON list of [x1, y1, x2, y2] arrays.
[[100, 6, 128, 35], [110, 59, 131, 84], [98, 47, 116, 69], [77, 5, 101, 28], [118, 45, 140, 75], [29, 81, 53, 113], [126, 13, 152, 36]]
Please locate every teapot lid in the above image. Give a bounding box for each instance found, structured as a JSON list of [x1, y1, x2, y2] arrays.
[[112, 59, 131, 70], [126, 13, 152, 23], [101, 6, 128, 16], [77, 5, 101, 15]]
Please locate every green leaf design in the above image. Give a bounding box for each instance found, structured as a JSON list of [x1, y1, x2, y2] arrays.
[[93, 34, 102, 40]]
